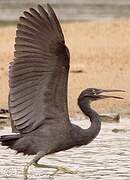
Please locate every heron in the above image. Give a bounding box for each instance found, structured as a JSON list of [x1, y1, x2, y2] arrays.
[[0, 4, 124, 179]]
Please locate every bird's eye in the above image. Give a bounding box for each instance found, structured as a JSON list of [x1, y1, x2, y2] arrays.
[[92, 89, 96, 95]]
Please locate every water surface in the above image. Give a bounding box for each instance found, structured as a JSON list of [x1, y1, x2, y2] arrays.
[[0, 117, 130, 179]]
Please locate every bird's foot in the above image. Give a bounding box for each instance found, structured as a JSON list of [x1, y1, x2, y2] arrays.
[[33, 162, 77, 179], [49, 165, 77, 179], [33, 162, 77, 174], [56, 166, 77, 174]]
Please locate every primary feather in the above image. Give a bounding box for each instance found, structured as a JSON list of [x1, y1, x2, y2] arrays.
[[9, 4, 70, 134]]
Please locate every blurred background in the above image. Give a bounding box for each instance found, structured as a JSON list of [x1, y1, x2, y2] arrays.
[[0, 0, 130, 116], [1, 0, 130, 21]]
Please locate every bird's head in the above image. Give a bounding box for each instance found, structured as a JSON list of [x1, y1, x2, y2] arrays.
[[78, 88, 125, 103]]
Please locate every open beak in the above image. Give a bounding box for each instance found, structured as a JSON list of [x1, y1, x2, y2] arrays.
[[97, 89, 125, 99]]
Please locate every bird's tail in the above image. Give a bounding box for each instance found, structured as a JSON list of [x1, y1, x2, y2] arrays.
[[0, 134, 21, 148]]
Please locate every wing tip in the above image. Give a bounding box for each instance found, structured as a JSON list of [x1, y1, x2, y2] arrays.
[[47, 3, 51, 9]]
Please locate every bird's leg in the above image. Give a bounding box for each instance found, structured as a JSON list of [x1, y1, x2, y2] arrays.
[[24, 151, 77, 180], [23, 151, 45, 180], [24, 159, 34, 180]]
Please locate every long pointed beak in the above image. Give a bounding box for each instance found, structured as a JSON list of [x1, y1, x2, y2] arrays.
[[98, 89, 125, 99], [101, 89, 125, 93]]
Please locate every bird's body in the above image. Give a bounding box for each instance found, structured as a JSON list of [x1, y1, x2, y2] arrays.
[[11, 122, 74, 155], [1, 112, 100, 155], [0, 4, 124, 179]]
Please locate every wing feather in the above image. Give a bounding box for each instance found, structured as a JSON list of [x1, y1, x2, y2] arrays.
[[47, 4, 64, 41], [9, 4, 70, 133]]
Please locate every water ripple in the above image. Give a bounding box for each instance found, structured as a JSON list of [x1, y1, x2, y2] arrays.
[[0, 117, 130, 179]]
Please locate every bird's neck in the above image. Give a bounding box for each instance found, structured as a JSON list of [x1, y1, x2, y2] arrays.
[[77, 99, 101, 146]]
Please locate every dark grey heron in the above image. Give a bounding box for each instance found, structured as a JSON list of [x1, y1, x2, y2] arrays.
[[0, 4, 124, 179]]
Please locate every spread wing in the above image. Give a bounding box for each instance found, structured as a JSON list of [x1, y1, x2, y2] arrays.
[[9, 4, 70, 134]]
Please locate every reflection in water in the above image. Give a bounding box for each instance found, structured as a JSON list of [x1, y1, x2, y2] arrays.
[[0, 117, 130, 180]]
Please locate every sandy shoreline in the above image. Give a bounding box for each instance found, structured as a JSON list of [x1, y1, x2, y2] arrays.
[[0, 19, 130, 117]]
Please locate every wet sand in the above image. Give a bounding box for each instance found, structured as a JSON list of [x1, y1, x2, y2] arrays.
[[0, 19, 130, 116]]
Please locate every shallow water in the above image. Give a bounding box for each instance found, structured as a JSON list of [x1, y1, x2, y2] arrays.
[[0, 117, 130, 180]]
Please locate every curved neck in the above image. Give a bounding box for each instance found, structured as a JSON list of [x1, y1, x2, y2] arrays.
[[77, 99, 101, 146]]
